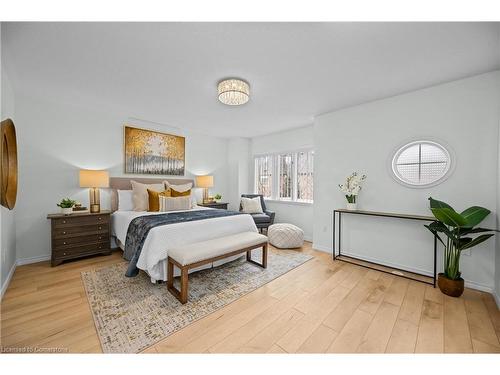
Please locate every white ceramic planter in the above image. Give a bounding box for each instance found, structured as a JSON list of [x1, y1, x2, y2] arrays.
[[61, 207, 73, 215], [346, 203, 357, 211]]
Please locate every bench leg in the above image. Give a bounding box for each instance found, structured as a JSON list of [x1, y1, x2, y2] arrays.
[[180, 267, 188, 304], [246, 243, 268, 269], [167, 257, 174, 289], [167, 257, 189, 304]]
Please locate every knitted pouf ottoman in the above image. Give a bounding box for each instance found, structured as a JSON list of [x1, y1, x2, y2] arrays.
[[267, 223, 304, 249]]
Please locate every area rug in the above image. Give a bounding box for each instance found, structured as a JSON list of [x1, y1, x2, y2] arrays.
[[81, 251, 312, 353]]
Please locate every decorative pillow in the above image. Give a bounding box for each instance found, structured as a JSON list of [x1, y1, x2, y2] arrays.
[[165, 182, 197, 207], [159, 196, 192, 211], [164, 181, 193, 193], [117, 190, 134, 211], [241, 197, 263, 214], [131, 180, 165, 211], [171, 188, 191, 197], [147, 189, 172, 212]]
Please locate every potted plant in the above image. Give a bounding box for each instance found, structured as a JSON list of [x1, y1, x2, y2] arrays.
[[214, 194, 222, 203], [424, 197, 497, 297], [57, 198, 76, 215], [339, 172, 366, 210]]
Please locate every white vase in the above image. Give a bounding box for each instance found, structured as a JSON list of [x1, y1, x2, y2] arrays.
[[346, 203, 357, 211], [61, 207, 73, 215]]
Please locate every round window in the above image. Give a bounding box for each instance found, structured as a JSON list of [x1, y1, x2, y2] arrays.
[[391, 140, 452, 188]]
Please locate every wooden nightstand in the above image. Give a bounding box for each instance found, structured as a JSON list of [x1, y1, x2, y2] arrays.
[[198, 202, 229, 210], [47, 210, 112, 266]]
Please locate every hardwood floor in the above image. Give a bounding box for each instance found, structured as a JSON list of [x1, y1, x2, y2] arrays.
[[1, 242, 499, 353]]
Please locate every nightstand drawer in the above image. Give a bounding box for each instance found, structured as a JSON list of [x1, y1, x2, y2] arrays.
[[53, 225, 109, 238], [54, 234, 109, 248], [53, 214, 109, 228], [54, 241, 110, 258], [48, 210, 112, 266]]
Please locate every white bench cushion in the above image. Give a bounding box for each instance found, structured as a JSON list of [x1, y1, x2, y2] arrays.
[[169, 231, 267, 266]]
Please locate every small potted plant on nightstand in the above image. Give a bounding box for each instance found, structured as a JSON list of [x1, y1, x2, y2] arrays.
[[214, 194, 222, 203], [424, 197, 497, 297], [57, 198, 76, 215]]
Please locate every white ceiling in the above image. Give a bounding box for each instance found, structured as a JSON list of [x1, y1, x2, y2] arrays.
[[2, 22, 499, 137]]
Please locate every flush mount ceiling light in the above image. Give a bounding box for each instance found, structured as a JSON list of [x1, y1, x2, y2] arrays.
[[217, 78, 250, 106]]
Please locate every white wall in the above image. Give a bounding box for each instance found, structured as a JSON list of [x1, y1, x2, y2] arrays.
[[227, 138, 251, 211], [0, 26, 17, 297], [251, 125, 314, 240], [314, 71, 500, 292], [12, 90, 230, 262]]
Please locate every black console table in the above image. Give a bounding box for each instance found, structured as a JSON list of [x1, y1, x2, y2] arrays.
[[333, 209, 437, 287]]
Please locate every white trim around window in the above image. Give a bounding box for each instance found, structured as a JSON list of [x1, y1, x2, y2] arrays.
[[254, 148, 314, 204]]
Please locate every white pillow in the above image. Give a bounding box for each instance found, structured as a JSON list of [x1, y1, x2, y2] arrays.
[[164, 181, 193, 192], [117, 190, 134, 211], [164, 181, 196, 207], [159, 196, 192, 211], [241, 197, 263, 214], [131, 180, 165, 211]]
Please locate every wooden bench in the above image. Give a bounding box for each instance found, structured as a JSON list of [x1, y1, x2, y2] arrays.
[[167, 231, 268, 304]]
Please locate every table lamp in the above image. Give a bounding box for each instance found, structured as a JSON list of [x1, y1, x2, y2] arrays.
[[79, 170, 109, 213], [196, 175, 214, 204]]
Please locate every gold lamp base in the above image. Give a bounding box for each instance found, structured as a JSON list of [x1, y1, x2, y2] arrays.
[[202, 187, 210, 204], [89, 187, 101, 213], [90, 204, 101, 213]]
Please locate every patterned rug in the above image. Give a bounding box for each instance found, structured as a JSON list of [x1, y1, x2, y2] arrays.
[[81, 250, 312, 353]]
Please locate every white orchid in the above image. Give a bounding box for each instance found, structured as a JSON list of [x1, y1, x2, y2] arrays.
[[339, 172, 366, 203]]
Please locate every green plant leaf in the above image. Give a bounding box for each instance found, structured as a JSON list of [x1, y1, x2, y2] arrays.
[[458, 237, 472, 247], [430, 207, 468, 228], [428, 197, 454, 211], [426, 221, 458, 241], [459, 234, 494, 251], [460, 206, 491, 227], [424, 224, 446, 246], [458, 227, 499, 236]]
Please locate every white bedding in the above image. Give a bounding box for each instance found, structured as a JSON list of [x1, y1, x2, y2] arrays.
[[111, 207, 258, 281]]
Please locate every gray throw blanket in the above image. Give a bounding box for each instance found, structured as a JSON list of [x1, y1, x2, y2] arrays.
[[123, 209, 244, 277]]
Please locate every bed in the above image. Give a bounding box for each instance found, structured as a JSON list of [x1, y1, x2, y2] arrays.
[[109, 177, 258, 282]]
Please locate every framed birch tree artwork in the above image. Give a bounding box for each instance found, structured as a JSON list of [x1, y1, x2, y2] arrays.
[[124, 126, 185, 175]]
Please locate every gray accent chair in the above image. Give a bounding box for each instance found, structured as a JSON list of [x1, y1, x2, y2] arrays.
[[240, 194, 275, 233]]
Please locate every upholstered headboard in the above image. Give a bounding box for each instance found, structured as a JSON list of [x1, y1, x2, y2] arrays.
[[109, 177, 195, 212]]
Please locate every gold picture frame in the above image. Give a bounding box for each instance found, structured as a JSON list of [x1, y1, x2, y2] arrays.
[[124, 126, 185, 175]]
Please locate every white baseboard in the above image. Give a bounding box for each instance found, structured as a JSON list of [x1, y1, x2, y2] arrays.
[[303, 236, 313, 242], [310, 244, 494, 293], [312, 243, 331, 253], [1, 261, 17, 300], [493, 291, 500, 309], [16, 254, 50, 266], [464, 280, 493, 293]]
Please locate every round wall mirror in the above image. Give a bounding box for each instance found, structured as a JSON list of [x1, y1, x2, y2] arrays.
[[1, 118, 18, 210]]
